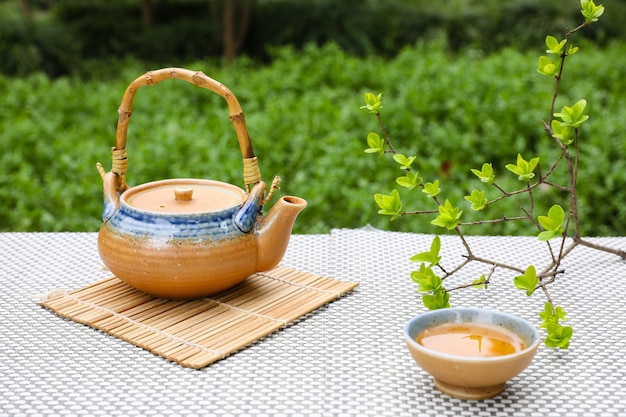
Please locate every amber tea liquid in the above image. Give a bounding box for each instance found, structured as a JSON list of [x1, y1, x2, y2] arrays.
[[416, 323, 525, 357]]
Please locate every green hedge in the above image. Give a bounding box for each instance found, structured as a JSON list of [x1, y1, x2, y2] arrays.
[[2, 41, 626, 236], [3, 0, 626, 77]]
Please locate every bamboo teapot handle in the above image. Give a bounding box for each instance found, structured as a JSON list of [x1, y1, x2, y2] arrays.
[[98, 68, 262, 194]]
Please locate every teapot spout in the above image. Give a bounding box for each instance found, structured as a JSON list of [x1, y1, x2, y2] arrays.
[[255, 195, 307, 272]]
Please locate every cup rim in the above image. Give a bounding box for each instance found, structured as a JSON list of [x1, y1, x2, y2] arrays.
[[404, 307, 540, 363]]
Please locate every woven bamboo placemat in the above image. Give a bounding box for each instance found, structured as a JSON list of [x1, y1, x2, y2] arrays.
[[41, 266, 359, 369]]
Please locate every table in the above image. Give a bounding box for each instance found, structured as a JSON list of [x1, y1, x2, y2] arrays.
[[1, 229, 625, 416]]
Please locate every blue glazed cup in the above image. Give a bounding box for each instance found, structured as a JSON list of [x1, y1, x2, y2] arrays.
[[404, 307, 540, 400]]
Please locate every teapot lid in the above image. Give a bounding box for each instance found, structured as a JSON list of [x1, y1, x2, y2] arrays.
[[122, 179, 246, 214]]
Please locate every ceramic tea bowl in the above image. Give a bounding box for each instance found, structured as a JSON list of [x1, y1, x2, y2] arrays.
[[404, 307, 540, 400]]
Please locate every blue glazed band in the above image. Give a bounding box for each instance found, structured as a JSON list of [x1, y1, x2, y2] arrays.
[[107, 200, 245, 240]]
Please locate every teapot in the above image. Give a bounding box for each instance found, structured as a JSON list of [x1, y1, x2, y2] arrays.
[[96, 68, 307, 299]]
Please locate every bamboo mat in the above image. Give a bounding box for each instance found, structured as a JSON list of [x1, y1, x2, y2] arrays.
[[41, 266, 359, 369]]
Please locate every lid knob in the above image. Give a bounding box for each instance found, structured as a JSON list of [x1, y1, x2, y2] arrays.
[[174, 187, 193, 201]]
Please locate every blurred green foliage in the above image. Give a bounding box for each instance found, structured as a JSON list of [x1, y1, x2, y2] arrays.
[[2, 40, 625, 235], [2, 0, 626, 77]]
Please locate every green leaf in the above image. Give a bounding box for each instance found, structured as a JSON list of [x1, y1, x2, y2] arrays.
[[473, 274, 488, 289], [410, 235, 442, 266], [514, 265, 539, 296], [505, 153, 540, 182], [374, 189, 402, 220], [431, 199, 463, 230], [539, 303, 552, 326], [393, 153, 416, 170], [567, 44, 580, 55], [540, 302, 572, 348], [537, 204, 565, 241], [422, 180, 441, 197], [539, 302, 555, 326], [464, 190, 487, 211], [365, 132, 385, 156], [422, 288, 450, 310], [396, 171, 422, 190], [360, 92, 382, 114], [554, 99, 589, 128], [470, 163, 495, 184], [581, 0, 605, 23], [553, 305, 568, 321], [551, 120, 574, 145], [411, 263, 450, 310], [545, 35, 567, 54], [544, 323, 573, 348], [540, 302, 567, 327], [410, 264, 443, 292], [537, 55, 560, 77]]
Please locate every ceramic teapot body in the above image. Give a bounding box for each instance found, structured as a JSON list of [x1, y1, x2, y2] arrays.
[[96, 68, 306, 299]]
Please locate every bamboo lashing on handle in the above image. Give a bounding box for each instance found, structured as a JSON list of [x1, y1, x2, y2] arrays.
[[111, 148, 129, 192], [242, 157, 261, 187]]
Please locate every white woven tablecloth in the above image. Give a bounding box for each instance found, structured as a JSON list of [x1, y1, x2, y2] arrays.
[[1, 229, 625, 416]]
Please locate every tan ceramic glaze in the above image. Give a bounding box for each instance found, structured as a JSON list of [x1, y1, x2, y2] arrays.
[[96, 68, 306, 299], [126, 179, 245, 213], [404, 308, 540, 400]]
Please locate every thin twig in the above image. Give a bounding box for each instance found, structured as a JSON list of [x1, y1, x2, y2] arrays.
[[459, 216, 528, 226], [377, 113, 396, 154], [463, 254, 526, 274], [446, 264, 498, 292], [575, 237, 626, 259], [402, 210, 439, 216], [441, 258, 472, 279]]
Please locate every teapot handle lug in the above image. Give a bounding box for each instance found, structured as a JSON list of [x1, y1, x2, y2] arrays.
[[100, 170, 121, 223], [234, 181, 266, 233]]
